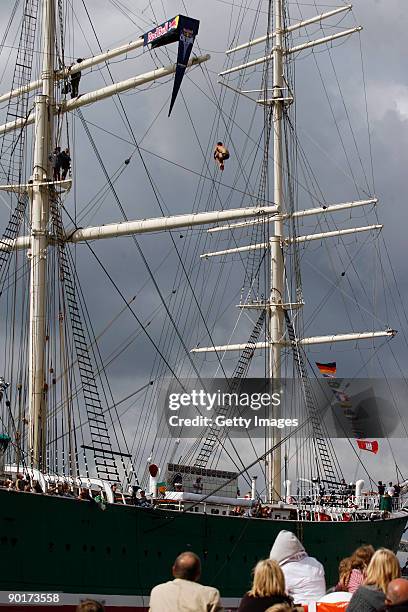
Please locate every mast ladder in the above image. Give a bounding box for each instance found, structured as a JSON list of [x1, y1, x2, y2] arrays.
[[0, 0, 39, 185], [0, 199, 27, 290], [193, 310, 266, 469], [50, 199, 120, 482], [284, 309, 341, 489]]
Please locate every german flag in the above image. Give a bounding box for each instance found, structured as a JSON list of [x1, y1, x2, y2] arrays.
[[315, 362, 336, 377]]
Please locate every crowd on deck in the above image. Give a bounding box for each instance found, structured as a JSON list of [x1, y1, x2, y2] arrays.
[[146, 531, 408, 612], [0, 473, 404, 517], [0, 474, 155, 507]]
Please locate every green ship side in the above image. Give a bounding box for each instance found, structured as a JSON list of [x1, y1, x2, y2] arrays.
[[1, 489, 406, 599]]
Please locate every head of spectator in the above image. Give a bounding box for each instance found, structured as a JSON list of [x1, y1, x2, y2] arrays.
[[32, 480, 42, 493], [76, 599, 105, 612], [249, 559, 286, 599], [347, 549, 401, 612], [149, 551, 221, 612], [62, 482, 71, 495], [78, 487, 91, 500], [337, 557, 351, 589], [172, 551, 201, 582], [16, 473, 26, 491], [265, 604, 293, 612], [365, 548, 401, 593], [353, 545, 375, 570], [238, 559, 294, 611], [385, 578, 408, 610], [269, 530, 326, 603], [338, 545, 375, 592]]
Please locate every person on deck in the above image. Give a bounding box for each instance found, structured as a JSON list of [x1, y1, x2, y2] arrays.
[[111, 483, 123, 503], [347, 548, 401, 612], [136, 489, 151, 508], [214, 142, 230, 171], [269, 530, 326, 604], [193, 477, 203, 494], [384, 578, 408, 611], [78, 487, 92, 501], [70, 59, 83, 98], [378, 481, 386, 496], [387, 482, 396, 497], [149, 551, 223, 612]]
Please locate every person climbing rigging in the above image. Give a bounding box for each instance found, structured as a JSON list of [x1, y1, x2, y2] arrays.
[[213, 141, 230, 171], [50, 146, 61, 181], [70, 58, 83, 98], [59, 148, 71, 180]]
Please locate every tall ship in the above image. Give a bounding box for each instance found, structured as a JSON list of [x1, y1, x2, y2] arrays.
[[0, 0, 407, 609]]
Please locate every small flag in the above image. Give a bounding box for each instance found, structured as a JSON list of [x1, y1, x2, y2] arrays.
[[357, 439, 379, 454], [316, 362, 336, 377], [157, 481, 166, 494]]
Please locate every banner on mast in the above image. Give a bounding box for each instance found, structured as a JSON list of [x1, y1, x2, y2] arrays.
[[143, 15, 200, 116]]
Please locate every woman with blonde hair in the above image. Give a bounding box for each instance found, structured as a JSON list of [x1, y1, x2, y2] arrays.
[[347, 548, 401, 611], [238, 559, 294, 612]]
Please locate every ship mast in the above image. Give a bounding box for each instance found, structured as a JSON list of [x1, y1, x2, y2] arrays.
[[28, 0, 55, 469], [190, 1, 396, 500], [268, 0, 284, 503], [0, 1, 264, 471]]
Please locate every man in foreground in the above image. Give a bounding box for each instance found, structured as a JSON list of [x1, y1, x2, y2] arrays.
[[385, 578, 408, 611], [149, 551, 223, 611]]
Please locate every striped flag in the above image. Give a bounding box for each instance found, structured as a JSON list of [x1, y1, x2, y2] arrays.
[[357, 439, 379, 454], [316, 362, 336, 377]]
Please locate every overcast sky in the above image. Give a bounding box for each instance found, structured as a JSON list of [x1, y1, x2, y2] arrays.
[[0, 0, 408, 491]]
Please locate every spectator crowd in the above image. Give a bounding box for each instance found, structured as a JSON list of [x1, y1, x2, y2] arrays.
[[147, 531, 408, 612]]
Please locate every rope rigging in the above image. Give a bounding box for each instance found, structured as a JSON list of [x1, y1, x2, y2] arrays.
[[1, 0, 408, 502]]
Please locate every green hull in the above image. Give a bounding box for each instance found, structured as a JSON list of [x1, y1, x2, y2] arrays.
[[1, 489, 406, 597]]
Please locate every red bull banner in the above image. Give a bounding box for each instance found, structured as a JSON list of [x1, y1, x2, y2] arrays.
[[143, 15, 200, 116], [143, 16, 180, 48]]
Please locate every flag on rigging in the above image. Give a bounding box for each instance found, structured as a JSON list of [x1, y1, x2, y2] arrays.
[[357, 439, 379, 454], [157, 481, 167, 494], [316, 362, 336, 377], [143, 15, 200, 116]]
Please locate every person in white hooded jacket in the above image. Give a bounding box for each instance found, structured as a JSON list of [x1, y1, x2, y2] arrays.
[[269, 530, 326, 604]]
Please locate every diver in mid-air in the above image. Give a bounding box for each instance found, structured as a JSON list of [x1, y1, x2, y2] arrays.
[[214, 141, 230, 171]]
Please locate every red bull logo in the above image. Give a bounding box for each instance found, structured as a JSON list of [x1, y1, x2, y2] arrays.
[[147, 16, 179, 44]]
